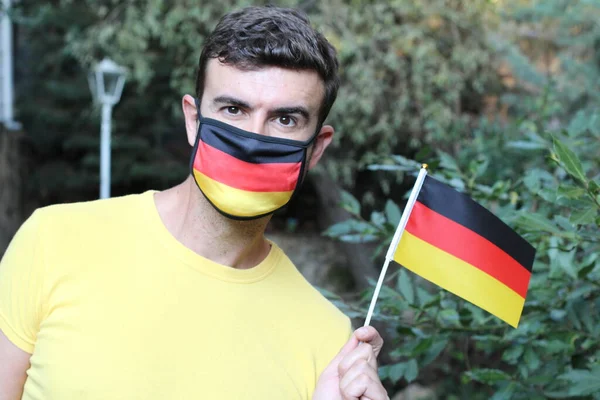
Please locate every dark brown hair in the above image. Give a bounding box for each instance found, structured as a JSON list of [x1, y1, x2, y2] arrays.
[[195, 6, 340, 125]]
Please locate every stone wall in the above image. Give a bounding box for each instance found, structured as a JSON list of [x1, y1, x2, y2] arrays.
[[0, 128, 26, 257]]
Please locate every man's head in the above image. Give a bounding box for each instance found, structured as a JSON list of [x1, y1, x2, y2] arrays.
[[183, 6, 340, 220], [195, 6, 339, 127]]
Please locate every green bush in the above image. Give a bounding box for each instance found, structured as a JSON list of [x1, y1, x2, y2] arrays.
[[324, 1, 600, 396]]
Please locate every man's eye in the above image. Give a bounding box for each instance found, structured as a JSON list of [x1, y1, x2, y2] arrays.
[[278, 116, 296, 127], [225, 106, 240, 115]]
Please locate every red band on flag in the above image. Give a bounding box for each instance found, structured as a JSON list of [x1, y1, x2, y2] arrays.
[[194, 141, 301, 193], [406, 201, 531, 298]]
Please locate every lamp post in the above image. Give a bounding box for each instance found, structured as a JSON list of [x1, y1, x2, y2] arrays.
[[88, 58, 127, 199]]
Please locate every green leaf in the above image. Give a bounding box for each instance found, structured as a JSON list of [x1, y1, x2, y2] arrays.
[[416, 287, 434, 307], [578, 262, 596, 279], [404, 359, 419, 383], [367, 164, 405, 172], [438, 151, 460, 172], [557, 185, 586, 200], [490, 382, 517, 400], [323, 220, 373, 239], [386, 360, 419, 384], [590, 180, 600, 194], [559, 367, 600, 396], [464, 368, 511, 384], [516, 213, 562, 235], [570, 207, 597, 225], [523, 168, 553, 193], [544, 339, 572, 354], [550, 309, 567, 321], [340, 190, 361, 215], [370, 211, 386, 229], [506, 140, 546, 150], [554, 215, 576, 232], [323, 221, 354, 237], [411, 337, 433, 356], [388, 362, 405, 383], [384, 200, 402, 226], [549, 246, 578, 279], [338, 233, 378, 243], [422, 339, 448, 366], [553, 137, 587, 183], [523, 347, 541, 371], [420, 292, 441, 309], [378, 365, 389, 381], [502, 345, 524, 364], [390, 154, 422, 170], [437, 309, 460, 327], [543, 389, 574, 399], [567, 110, 589, 136], [397, 269, 415, 304]]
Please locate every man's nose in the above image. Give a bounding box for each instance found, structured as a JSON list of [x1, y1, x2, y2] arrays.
[[246, 115, 268, 136]]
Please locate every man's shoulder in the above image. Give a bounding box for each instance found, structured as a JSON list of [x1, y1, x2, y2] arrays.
[[30, 191, 153, 242], [35, 191, 151, 224]]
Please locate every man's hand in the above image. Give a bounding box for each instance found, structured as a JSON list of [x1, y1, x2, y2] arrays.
[[313, 326, 388, 400]]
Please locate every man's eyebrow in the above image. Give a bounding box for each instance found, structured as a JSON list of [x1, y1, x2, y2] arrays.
[[271, 106, 310, 120], [212, 96, 252, 109]]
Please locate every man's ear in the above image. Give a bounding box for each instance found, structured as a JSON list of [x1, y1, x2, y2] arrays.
[[307, 125, 335, 170], [182, 94, 199, 147]]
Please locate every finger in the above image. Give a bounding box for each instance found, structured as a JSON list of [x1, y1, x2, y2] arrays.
[[338, 342, 377, 377], [339, 357, 379, 392], [340, 372, 388, 400], [340, 372, 370, 400], [354, 326, 384, 357], [360, 379, 388, 400]]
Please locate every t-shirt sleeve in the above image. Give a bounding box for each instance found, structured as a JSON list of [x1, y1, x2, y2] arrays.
[[314, 316, 354, 382], [0, 211, 46, 353]]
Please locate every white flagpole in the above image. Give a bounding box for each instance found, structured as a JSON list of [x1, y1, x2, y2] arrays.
[[363, 164, 429, 327]]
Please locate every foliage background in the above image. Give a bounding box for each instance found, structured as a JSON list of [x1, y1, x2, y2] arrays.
[[324, 0, 600, 398], [12, 0, 498, 206], [7, 0, 600, 398]]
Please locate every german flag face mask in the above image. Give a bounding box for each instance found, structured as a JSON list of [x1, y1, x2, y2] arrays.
[[189, 103, 318, 220]]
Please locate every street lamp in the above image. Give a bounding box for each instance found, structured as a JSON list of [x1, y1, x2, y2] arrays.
[[88, 58, 127, 199]]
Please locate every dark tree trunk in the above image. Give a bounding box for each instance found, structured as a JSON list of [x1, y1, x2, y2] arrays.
[[310, 169, 378, 290], [0, 129, 27, 257]]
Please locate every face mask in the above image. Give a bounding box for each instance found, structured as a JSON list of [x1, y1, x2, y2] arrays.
[[189, 104, 319, 220]]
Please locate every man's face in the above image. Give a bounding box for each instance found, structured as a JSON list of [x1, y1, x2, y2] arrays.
[[183, 59, 335, 170]]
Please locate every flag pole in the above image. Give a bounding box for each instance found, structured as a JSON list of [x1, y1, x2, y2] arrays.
[[363, 164, 429, 327]]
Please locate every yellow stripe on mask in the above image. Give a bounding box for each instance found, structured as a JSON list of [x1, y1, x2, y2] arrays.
[[394, 231, 525, 327], [194, 170, 294, 217]]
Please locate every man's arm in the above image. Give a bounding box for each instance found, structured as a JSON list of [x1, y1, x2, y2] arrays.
[[0, 329, 30, 400], [0, 211, 44, 400]]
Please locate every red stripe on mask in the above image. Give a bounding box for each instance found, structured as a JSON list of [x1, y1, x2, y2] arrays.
[[194, 140, 302, 192]]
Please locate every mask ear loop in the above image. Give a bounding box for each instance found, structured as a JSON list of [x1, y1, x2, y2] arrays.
[[188, 97, 204, 177], [194, 97, 202, 129]]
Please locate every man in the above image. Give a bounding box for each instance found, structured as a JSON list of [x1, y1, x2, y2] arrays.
[[0, 6, 388, 400]]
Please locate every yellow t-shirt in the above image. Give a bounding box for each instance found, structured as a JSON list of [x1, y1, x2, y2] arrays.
[[0, 191, 351, 400]]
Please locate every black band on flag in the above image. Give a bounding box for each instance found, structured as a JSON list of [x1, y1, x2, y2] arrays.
[[418, 176, 535, 272]]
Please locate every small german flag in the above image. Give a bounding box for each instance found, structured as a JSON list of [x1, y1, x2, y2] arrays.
[[393, 175, 535, 327]]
